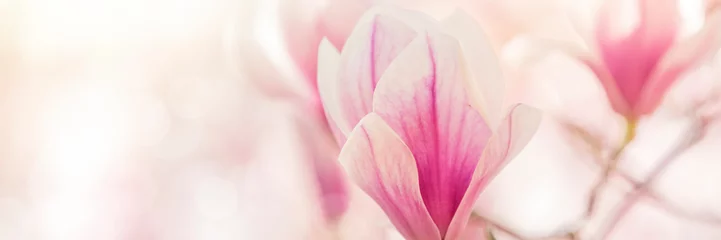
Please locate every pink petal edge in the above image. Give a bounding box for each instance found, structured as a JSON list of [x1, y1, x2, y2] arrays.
[[594, 0, 680, 117], [333, 12, 419, 135], [445, 104, 541, 240], [318, 38, 350, 144], [636, 10, 721, 115], [441, 10, 506, 130], [338, 113, 441, 240]]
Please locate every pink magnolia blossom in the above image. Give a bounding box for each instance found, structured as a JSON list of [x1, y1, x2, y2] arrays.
[[252, 0, 571, 225], [566, 0, 720, 120], [469, 1, 721, 239], [487, 0, 720, 121], [317, 7, 540, 240], [243, 0, 466, 224]]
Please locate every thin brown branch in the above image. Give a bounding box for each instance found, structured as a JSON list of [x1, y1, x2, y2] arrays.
[[594, 119, 706, 240], [584, 141, 721, 226], [471, 213, 576, 240], [583, 121, 636, 223], [470, 213, 527, 240]]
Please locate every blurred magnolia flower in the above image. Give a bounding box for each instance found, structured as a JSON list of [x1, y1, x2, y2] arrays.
[[317, 7, 540, 240], [466, 0, 590, 50], [587, 0, 721, 120], [503, 0, 721, 121], [231, 0, 356, 225], [471, 1, 721, 239]]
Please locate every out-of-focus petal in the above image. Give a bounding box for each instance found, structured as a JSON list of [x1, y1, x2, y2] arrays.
[[458, 219, 489, 240], [595, 0, 680, 116], [596, 0, 679, 46], [474, 117, 599, 238], [317, 38, 349, 144], [336, 187, 396, 240], [372, 31, 491, 236], [637, 11, 721, 115], [678, 0, 706, 38], [318, 0, 371, 50], [501, 40, 623, 144], [446, 104, 541, 240], [335, 12, 418, 134], [319, 1, 452, 51], [567, 0, 605, 50], [663, 41, 721, 115], [338, 113, 441, 240], [441, 10, 505, 129], [468, 0, 591, 51], [235, 0, 319, 111], [279, 0, 325, 88], [294, 107, 350, 222], [709, 0, 721, 13]]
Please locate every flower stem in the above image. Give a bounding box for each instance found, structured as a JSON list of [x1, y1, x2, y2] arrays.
[[585, 120, 636, 219], [470, 213, 526, 240], [594, 118, 705, 240]]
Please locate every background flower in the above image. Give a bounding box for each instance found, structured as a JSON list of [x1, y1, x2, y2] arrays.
[[473, 1, 721, 239]]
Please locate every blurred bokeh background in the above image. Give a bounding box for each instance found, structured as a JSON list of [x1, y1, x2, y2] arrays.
[[0, 0, 333, 239]]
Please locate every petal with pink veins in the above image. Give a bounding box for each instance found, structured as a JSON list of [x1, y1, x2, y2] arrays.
[[338, 113, 441, 240], [446, 104, 541, 240], [335, 12, 418, 134], [372, 30, 492, 237]]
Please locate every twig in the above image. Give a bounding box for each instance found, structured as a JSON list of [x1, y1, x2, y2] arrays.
[[582, 121, 637, 225], [594, 119, 706, 240], [470, 213, 527, 240], [581, 134, 721, 226], [471, 213, 576, 240]]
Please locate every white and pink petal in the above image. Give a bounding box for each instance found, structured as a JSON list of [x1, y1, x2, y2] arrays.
[[372, 29, 492, 236], [446, 104, 541, 240], [637, 10, 721, 115], [441, 10, 506, 129], [338, 113, 441, 240], [318, 38, 350, 144], [333, 10, 419, 134], [594, 0, 680, 116]]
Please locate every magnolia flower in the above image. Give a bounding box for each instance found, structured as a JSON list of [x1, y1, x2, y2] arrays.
[[317, 8, 540, 239], [249, 0, 558, 225], [582, 0, 721, 121], [246, 0, 490, 227], [470, 1, 721, 239], [245, 0, 469, 225], [491, 0, 721, 121]]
